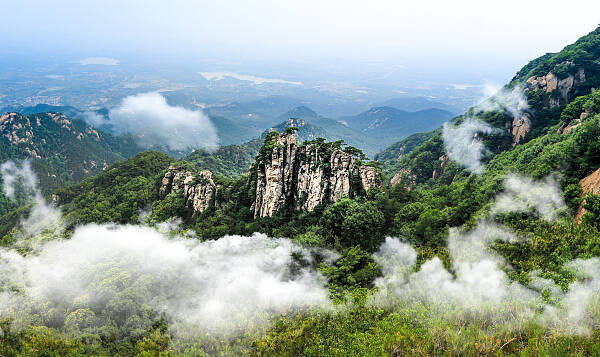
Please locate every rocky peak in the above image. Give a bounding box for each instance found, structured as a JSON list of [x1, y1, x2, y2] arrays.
[[253, 132, 298, 218], [158, 133, 382, 218], [253, 132, 382, 218], [159, 166, 218, 213]]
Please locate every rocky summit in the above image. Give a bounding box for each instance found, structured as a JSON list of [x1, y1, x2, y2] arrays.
[[158, 131, 382, 217], [253, 131, 381, 217]]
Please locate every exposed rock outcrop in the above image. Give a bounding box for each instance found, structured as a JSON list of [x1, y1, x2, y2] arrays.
[[561, 118, 582, 135], [432, 154, 449, 180], [159, 166, 218, 213], [513, 63, 586, 144], [390, 168, 416, 190], [158, 133, 382, 218], [328, 150, 354, 202], [525, 63, 585, 107], [511, 112, 532, 145], [253, 132, 382, 218], [359, 166, 380, 192], [575, 168, 600, 223], [253, 132, 297, 217], [295, 147, 326, 212]]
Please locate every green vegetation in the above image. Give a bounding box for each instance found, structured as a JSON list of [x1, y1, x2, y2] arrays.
[[373, 131, 436, 175], [55, 151, 173, 226], [182, 138, 262, 179], [0, 112, 141, 216], [3, 27, 600, 357]]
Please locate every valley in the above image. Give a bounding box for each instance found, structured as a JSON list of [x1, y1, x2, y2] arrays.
[[1, 4, 600, 355]]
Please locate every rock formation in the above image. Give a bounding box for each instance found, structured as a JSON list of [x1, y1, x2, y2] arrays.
[[525, 63, 585, 106], [559, 110, 589, 135], [574, 168, 600, 223], [511, 112, 532, 145], [432, 154, 449, 180], [253, 132, 297, 217], [158, 132, 382, 218], [253, 132, 382, 218], [511, 63, 586, 145], [390, 168, 416, 189], [159, 166, 218, 213]]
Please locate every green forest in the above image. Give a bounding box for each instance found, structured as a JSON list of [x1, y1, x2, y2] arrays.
[[1, 27, 600, 357]]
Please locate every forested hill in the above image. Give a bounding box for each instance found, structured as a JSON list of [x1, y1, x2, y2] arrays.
[[339, 106, 454, 150], [380, 27, 600, 183], [4, 28, 600, 357], [0, 111, 141, 215]]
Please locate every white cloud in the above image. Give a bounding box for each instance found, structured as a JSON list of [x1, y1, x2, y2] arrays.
[[442, 118, 498, 174], [1, 160, 37, 199], [97, 92, 218, 151], [477, 83, 529, 119], [0, 225, 330, 337], [370, 174, 600, 336], [1, 160, 63, 243], [491, 174, 566, 221], [442, 84, 531, 174]]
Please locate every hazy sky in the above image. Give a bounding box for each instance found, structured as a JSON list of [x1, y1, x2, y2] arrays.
[[3, 1, 600, 70]]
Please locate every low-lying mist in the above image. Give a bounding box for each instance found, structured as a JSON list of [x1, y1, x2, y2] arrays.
[[0, 160, 331, 339], [84, 92, 218, 151], [442, 85, 529, 174], [0, 159, 599, 347], [371, 174, 599, 336]]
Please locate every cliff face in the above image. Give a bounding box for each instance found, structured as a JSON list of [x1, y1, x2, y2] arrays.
[[253, 132, 382, 218], [575, 167, 600, 223], [509, 62, 587, 145], [525, 65, 585, 106], [253, 132, 297, 217], [159, 166, 218, 213], [158, 132, 382, 218]]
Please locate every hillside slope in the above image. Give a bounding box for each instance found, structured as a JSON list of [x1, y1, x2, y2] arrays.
[[0, 111, 142, 215], [382, 27, 600, 184], [4, 28, 600, 357], [0, 112, 140, 189], [340, 106, 454, 149]]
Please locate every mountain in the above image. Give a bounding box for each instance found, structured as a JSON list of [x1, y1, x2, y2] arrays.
[[208, 115, 262, 145], [375, 96, 463, 114], [266, 118, 328, 142], [339, 106, 454, 147], [205, 95, 306, 127], [265, 106, 382, 156], [386, 27, 600, 185], [373, 131, 436, 175], [274, 105, 318, 121], [182, 138, 263, 178], [1, 104, 84, 118], [5, 28, 600, 357], [0, 111, 141, 215]]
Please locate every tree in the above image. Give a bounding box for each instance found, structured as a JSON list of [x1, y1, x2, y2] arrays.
[[319, 198, 385, 251], [583, 194, 600, 227]]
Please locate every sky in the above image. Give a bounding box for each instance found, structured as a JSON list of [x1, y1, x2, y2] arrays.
[[2, 0, 600, 85]]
